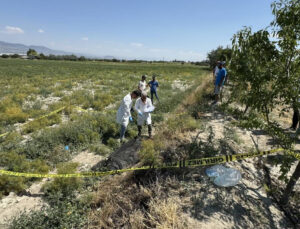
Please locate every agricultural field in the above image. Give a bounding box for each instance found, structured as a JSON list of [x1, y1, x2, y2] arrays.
[[0, 58, 208, 198]]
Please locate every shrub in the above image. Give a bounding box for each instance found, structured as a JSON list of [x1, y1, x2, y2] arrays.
[[39, 87, 52, 97], [0, 106, 28, 124], [42, 162, 82, 201], [166, 114, 198, 133], [92, 93, 114, 110], [139, 139, 162, 166], [0, 152, 49, 174], [107, 137, 119, 150], [0, 152, 49, 197], [0, 176, 26, 197], [22, 113, 61, 134], [89, 143, 111, 156], [10, 199, 90, 229], [0, 132, 23, 152], [23, 114, 104, 163]]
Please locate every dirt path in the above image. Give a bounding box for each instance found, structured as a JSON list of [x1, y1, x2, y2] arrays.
[[176, 90, 299, 228]]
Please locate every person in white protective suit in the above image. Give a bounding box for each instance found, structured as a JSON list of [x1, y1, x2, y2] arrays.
[[135, 91, 155, 138], [117, 90, 141, 142], [138, 75, 148, 92]]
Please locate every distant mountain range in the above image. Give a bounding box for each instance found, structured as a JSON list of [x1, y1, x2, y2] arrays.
[[0, 41, 73, 56], [0, 41, 116, 59]]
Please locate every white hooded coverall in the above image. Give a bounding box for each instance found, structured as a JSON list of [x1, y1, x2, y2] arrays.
[[135, 97, 152, 125], [116, 93, 132, 127]]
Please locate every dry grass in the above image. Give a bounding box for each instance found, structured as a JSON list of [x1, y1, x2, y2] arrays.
[[87, 173, 191, 229], [87, 173, 151, 229], [145, 197, 190, 229]]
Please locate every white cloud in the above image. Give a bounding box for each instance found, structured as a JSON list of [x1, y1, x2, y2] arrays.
[[2, 26, 24, 34], [130, 42, 143, 47], [38, 29, 44, 33], [81, 37, 89, 41]]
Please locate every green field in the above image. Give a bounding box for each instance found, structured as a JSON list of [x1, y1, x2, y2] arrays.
[[0, 59, 207, 130], [0, 58, 208, 197]]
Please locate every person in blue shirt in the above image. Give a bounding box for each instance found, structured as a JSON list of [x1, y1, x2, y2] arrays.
[[212, 62, 226, 104], [222, 61, 228, 86], [148, 75, 159, 103]]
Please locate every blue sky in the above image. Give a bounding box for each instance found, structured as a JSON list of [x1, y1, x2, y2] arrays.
[[0, 0, 274, 61]]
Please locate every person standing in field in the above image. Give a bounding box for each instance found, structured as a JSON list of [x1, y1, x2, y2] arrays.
[[138, 75, 147, 92], [116, 90, 141, 143], [148, 75, 159, 103], [291, 102, 299, 130], [213, 61, 220, 85], [212, 62, 227, 105], [222, 61, 228, 85], [135, 91, 154, 138]]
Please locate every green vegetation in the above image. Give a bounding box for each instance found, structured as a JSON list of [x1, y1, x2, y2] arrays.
[[0, 59, 207, 228], [228, 0, 300, 206], [0, 59, 207, 199]]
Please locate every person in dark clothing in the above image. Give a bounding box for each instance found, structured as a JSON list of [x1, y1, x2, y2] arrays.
[[291, 103, 299, 130], [148, 75, 159, 103]]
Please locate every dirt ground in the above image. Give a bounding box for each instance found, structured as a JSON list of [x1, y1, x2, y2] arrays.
[[176, 108, 298, 228]]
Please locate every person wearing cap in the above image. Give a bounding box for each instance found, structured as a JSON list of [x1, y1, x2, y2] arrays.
[[212, 62, 227, 104], [116, 90, 141, 143], [135, 91, 154, 138], [138, 75, 147, 92], [148, 75, 159, 103]]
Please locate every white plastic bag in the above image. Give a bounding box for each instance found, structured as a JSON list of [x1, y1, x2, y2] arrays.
[[206, 165, 241, 187], [213, 168, 241, 187], [205, 165, 227, 178]]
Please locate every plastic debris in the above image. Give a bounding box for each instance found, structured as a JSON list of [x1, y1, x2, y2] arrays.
[[206, 165, 241, 187], [214, 168, 241, 187], [65, 145, 69, 150], [206, 165, 227, 178]]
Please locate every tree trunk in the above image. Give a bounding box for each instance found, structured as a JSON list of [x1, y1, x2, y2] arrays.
[[243, 105, 249, 114], [264, 105, 270, 124], [280, 161, 300, 205]]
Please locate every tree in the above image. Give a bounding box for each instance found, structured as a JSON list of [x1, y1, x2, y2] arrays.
[[207, 46, 232, 69], [229, 0, 300, 206], [230, 27, 279, 121], [78, 56, 86, 61], [39, 53, 46, 59], [27, 49, 38, 57], [271, 0, 300, 205], [11, 54, 20, 58]]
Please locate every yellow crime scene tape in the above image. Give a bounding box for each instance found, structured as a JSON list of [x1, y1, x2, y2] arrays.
[[1, 148, 299, 178], [0, 106, 66, 138]]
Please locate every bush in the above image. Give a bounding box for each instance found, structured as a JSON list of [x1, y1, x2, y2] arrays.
[[89, 143, 111, 156], [0, 106, 28, 124], [107, 137, 119, 150], [23, 114, 104, 164], [0, 132, 23, 152], [166, 114, 198, 133], [10, 199, 90, 229], [0, 152, 49, 197], [42, 162, 82, 201], [139, 139, 162, 166], [0, 176, 26, 197], [0, 152, 49, 174], [22, 113, 61, 134]]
